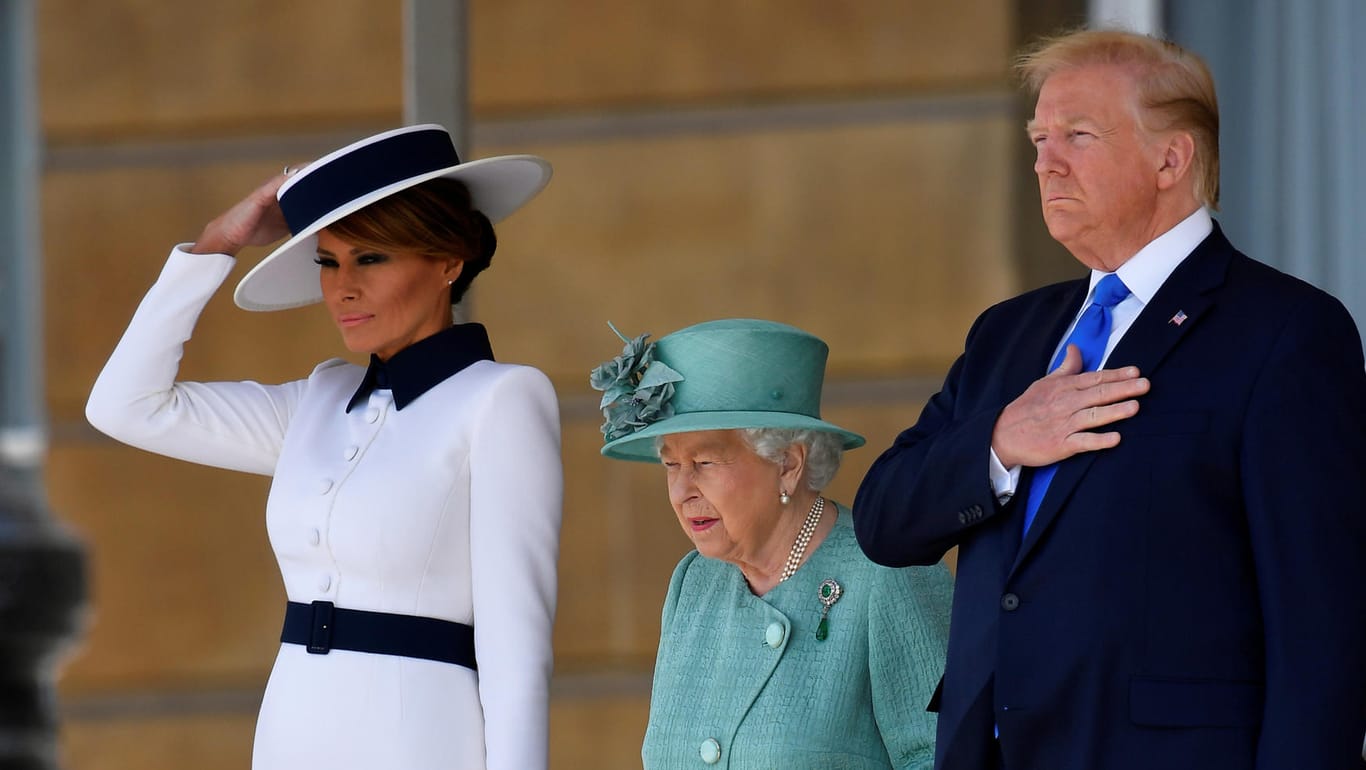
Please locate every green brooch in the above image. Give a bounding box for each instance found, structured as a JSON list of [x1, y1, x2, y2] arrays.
[[815, 578, 842, 641]]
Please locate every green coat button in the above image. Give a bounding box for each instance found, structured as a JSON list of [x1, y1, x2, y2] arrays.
[[700, 737, 721, 764], [765, 622, 785, 649]]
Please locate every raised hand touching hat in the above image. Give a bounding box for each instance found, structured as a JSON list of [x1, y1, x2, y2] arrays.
[[188, 172, 293, 258], [234, 124, 551, 312]]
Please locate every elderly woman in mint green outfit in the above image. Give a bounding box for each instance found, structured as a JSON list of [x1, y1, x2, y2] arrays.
[[592, 319, 952, 769]]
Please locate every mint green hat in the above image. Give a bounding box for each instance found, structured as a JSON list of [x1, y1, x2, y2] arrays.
[[590, 319, 865, 462]]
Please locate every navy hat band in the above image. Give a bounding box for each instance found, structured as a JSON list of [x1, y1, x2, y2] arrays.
[[279, 128, 461, 234]]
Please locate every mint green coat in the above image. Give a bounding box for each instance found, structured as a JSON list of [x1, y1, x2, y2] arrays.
[[642, 506, 952, 769]]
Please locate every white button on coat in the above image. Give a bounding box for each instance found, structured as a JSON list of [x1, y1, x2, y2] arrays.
[[308, 528, 321, 546], [344, 446, 359, 461], [318, 478, 334, 495], [318, 574, 332, 592]]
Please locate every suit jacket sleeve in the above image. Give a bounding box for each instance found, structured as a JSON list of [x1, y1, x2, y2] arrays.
[[1239, 291, 1366, 768], [85, 246, 306, 476], [854, 311, 1016, 566]]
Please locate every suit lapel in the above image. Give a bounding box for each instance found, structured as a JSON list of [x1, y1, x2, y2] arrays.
[[1009, 225, 1235, 572], [994, 279, 1086, 573], [1007, 280, 1090, 396], [1106, 227, 1231, 374]]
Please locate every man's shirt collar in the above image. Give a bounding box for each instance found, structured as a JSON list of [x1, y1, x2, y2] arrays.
[[1099, 207, 1213, 305]]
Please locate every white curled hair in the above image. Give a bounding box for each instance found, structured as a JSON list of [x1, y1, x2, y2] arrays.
[[652, 428, 845, 490], [741, 428, 844, 491]]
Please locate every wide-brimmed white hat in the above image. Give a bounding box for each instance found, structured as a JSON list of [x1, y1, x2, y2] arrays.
[[233, 124, 552, 312]]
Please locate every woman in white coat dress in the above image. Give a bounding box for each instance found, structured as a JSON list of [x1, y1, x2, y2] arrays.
[[85, 125, 563, 770]]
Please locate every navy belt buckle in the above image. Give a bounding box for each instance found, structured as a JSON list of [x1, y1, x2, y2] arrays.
[[307, 600, 335, 654]]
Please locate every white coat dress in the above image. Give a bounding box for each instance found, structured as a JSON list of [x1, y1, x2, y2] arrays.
[[85, 247, 563, 770]]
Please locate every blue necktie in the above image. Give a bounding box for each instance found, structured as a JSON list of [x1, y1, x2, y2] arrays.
[[1020, 273, 1131, 535]]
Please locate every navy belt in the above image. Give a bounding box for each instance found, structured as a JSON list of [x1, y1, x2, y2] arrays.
[[281, 600, 476, 670]]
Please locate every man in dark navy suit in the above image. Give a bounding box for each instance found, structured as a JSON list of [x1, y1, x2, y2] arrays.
[[854, 29, 1366, 770]]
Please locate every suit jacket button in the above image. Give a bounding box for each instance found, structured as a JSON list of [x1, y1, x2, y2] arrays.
[[1001, 593, 1020, 611], [958, 511, 968, 524]]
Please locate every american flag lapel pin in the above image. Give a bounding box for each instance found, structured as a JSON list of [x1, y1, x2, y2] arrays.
[[1169, 310, 1188, 326]]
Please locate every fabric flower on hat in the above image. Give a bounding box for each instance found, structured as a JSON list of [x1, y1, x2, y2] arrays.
[[590, 325, 684, 441]]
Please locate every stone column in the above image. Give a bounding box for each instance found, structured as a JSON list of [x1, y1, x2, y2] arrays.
[[0, 0, 89, 766]]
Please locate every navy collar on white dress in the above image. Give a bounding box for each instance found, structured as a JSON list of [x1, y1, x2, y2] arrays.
[[345, 322, 495, 412]]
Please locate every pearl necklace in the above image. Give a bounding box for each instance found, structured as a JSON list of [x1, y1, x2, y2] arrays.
[[778, 496, 824, 583]]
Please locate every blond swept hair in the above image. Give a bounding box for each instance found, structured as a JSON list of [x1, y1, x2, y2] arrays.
[[1015, 29, 1220, 210]]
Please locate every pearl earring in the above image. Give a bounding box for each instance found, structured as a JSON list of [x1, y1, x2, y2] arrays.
[[779, 490, 791, 505]]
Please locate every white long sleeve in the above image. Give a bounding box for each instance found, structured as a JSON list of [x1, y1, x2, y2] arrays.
[[469, 365, 563, 770], [85, 246, 308, 476]]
